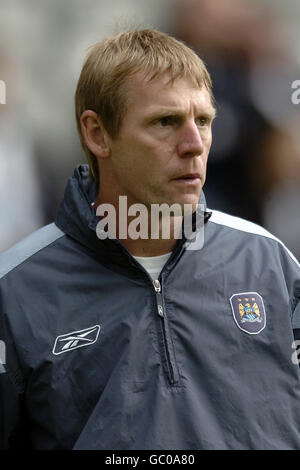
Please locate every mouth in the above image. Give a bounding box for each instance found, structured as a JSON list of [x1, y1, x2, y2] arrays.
[[173, 173, 201, 184]]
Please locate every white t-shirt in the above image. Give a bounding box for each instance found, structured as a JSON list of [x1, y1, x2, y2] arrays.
[[133, 252, 172, 281]]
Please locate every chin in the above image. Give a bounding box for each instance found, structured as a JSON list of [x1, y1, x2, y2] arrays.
[[183, 202, 199, 215], [164, 198, 199, 216], [179, 194, 201, 207]]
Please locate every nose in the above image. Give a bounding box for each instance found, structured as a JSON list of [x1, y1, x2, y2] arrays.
[[177, 122, 204, 158]]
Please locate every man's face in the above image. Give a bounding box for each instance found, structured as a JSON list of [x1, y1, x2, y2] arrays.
[[106, 71, 215, 210]]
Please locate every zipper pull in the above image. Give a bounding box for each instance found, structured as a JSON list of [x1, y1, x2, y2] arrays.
[[153, 279, 161, 293], [153, 279, 164, 317]]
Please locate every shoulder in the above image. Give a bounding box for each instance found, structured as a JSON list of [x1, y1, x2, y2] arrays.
[[208, 208, 300, 270], [0, 223, 65, 281], [209, 209, 274, 238]]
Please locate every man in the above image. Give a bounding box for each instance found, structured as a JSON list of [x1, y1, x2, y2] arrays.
[[1, 29, 300, 450]]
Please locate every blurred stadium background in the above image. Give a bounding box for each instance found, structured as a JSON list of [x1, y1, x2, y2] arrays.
[[0, 0, 299, 257]]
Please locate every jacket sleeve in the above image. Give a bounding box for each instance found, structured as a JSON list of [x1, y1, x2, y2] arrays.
[[274, 242, 300, 369], [0, 312, 29, 449], [290, 279, 300, 370], [278, 243, 300, 354], [291, 280, 300, 338]]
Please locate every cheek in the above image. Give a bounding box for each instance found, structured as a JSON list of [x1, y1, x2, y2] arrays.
[[198, 148, 210, 177], [207, 132, 213, 150], [119, 149, 154, 187], [202, 135, 212, 161]]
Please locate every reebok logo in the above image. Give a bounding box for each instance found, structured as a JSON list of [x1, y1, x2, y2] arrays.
[[52, 325, 100, 355]]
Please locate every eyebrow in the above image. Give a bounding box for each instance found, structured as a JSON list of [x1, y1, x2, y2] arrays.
[[145, 106, 217, 122]]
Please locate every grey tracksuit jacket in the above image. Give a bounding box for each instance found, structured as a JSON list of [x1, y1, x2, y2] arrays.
[[1, 164, 300, 450]]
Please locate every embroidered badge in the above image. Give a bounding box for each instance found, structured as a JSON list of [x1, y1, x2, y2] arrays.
[[230, 292, 266, 335], [52, 325, 101, 355]]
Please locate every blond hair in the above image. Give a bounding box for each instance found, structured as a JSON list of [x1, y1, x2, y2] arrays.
[[75, 29, 214, 182]]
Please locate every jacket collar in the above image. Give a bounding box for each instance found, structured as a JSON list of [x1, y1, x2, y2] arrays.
[[55, 164, 211, 264]]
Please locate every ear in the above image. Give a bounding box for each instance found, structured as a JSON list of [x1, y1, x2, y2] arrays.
[[80, 110, 111, 159]]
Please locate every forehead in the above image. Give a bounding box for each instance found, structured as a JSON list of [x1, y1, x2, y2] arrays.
[[124, 71, 214, 116]]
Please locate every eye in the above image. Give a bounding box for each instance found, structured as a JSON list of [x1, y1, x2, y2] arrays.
[[155, 116, 176, 127], [196, 117, 208, 127]]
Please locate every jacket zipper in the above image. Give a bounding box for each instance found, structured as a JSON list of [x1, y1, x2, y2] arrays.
[[153, 279, 179, 386], [106, 239, 181, 385]]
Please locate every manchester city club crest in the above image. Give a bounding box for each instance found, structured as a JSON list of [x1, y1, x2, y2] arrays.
[[230, 292, 266, 334]]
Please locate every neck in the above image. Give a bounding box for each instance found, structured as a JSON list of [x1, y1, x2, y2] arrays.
[[94, 192, 183, 257], [120, 233, 179, 257]]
